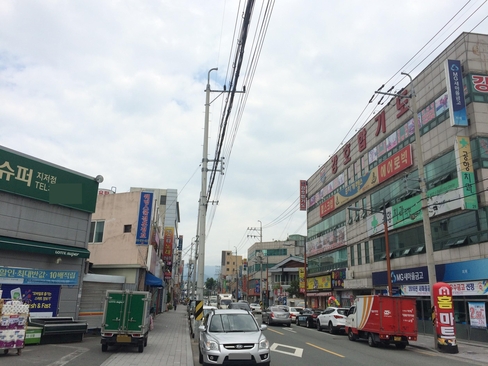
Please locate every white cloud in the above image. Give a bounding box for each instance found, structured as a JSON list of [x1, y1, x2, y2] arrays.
[[1, 0, 487, 268]]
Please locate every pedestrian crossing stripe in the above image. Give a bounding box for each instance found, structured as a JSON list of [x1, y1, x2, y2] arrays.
[[195, 300, 204, 321]]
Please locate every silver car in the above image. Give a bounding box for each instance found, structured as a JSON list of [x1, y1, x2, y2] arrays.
[[262, 306, 291, 327], [198, 309, 270, 365]]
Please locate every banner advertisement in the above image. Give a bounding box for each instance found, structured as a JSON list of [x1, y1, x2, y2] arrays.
[[401, 280, 488, 296], [136, 191, 153, 245], [445, 59, 468, 127], [298, 268, 305, 293], [300, 180, 307, 211], [454, 136, 478, 210], [433, 282, 459, 354], [1, 284, 61, 317], [468, 302, 487, 329]]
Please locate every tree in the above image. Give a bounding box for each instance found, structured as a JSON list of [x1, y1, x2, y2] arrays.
[[205, 277, 217, 295], [287, 279, 301, 298]]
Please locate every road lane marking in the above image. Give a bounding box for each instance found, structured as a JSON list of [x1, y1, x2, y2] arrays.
[[270, 343, 303, 357], [45, 347, 89, 366], [306, 342, 345, 358], [267, 328, 284, 335]]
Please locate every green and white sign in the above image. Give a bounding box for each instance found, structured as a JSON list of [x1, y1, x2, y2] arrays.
[[0, 146, 99, 212]]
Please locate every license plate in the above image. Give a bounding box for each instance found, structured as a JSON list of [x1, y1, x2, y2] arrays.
[[394, 336, 402, 342], [228, 353, 251, 360], [116, 335, 132, 343]]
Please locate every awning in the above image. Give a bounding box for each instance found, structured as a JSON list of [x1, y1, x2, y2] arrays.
[[145, 272, 163, 287], [0, 236, 90, 259]]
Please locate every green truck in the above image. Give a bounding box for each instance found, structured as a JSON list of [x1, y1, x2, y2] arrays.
[[100, 290, 151, 353]]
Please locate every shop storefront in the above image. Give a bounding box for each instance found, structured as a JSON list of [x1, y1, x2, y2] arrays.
[[372, 258, 488, 342]]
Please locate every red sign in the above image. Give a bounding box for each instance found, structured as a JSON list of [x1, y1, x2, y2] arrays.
[[163, 227, 174, 263], [300, 180, 307, 211], [378, 145, 413, 183], [433, 282, 459, 354], [319, 196, 336, 217]]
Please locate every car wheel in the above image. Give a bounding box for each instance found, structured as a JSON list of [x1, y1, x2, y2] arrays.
[[199, 348, 203, 364], [287, 322, 291, 327], [101, 344, 108, 352], [368, 333, 377, 347], [348, 329, 357, 341], [316, 320, 321, 331], [329, 321, 335, 335]]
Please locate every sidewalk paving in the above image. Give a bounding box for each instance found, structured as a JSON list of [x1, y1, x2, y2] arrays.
[[100, 306, 488, 366], [100, 306, 193, 366], [410, 333, 488, 365]]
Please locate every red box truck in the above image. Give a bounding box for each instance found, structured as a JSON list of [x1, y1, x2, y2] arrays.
[[345, 295, 417, 349]]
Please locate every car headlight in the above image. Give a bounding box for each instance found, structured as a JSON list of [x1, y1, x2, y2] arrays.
[[258, 336, 269, 350], [204, 339, 219, 351]]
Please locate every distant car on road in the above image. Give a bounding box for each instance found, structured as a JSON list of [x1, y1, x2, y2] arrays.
[[228, 302, 252, 312], [250, 303, 262, 314], [296, 308, 323, 328], [316, 307, 348, 334], [262, 306, 291, 327], [289, 306, 304, 324]]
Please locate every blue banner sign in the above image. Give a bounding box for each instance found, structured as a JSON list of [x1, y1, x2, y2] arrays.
[[0, 266, 79, 285], [136, 191, 153, 245], [445, 59, 468, 127]]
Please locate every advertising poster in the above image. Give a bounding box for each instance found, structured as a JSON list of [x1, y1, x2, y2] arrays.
[[468, 302, 487, 329], [1, 284, 60, 317]]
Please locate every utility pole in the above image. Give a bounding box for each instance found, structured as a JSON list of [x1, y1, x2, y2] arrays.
[[376, 73, 437, 347], [196, 68, 245, 300]]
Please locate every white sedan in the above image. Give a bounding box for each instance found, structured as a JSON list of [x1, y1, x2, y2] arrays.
[[249, 303, 262, 314], [289, 306, 304, 324]]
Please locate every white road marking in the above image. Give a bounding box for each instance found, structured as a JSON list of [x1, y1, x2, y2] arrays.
[[270, 342, 304, 357], [45, 346, 89, 366]]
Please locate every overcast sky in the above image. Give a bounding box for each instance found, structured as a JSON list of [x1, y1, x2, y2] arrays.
[[2, 1, 488, 270]]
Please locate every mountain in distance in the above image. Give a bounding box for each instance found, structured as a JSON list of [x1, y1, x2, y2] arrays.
[[182, 265, 219, 281]]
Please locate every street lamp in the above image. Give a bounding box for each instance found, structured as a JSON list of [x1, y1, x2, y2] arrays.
[[348, 203, 393, 295]]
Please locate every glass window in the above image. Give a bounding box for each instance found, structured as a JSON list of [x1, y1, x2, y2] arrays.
[[350, 246, 355, 266], [357, 244, 362, 265], [365, 241, 370, 264], [89, 221, 104, 243]]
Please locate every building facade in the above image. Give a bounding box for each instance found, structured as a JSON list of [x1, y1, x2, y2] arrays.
[[85, 187, 180, 319], [247, 235, 306, 305], [0, 146, 99, 319], [305, 32, 488, 342], [220, 250, 243, 299]]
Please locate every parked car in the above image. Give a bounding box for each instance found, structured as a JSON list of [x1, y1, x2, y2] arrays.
[[289, 306, 304, 324], [228, 302, 252, 312], [262, 306, 291, 327], [198, 309, 270, 365], [316, 307, 348, 334], [250, 303, 262, 314], [296, 308, 323, 328]]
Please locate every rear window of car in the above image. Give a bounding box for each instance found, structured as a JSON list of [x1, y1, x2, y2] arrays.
[[270, 306, 287, 312], [228, 303, 251, 311], [337, 308, 348, 315]]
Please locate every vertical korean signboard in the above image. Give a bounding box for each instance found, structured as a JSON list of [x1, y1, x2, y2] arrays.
[[454, 136, 478, 210], [445, 59, 468, 127], [433, 282, 459, 354], [299, 180, 307, 211], [136, 192, 153, 245], [163, 227, 174, 266]]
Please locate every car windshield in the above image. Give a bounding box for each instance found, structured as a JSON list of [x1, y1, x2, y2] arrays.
[[209, 314, 259, 333]]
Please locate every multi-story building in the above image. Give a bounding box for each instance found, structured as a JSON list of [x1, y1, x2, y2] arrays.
[[247, 234, 306, 305], [220, 250, 243, 298], [83, 187, 179, 322], [305, 32, 488, 343]]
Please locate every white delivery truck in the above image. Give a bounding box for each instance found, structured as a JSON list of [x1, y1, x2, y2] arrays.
[[217, 294, 234, 309]]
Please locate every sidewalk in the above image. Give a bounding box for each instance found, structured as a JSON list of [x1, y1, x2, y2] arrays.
[[100, 306, 193, 366], [410, 333, 488, 365]]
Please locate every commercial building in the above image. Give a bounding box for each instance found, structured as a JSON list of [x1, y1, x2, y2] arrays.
[[81, 187, 180, 327], [305, 32, 488, 343], [0, 146, 99, 319], [220, 250, 243, 298], [247, 234, 306, 305]]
